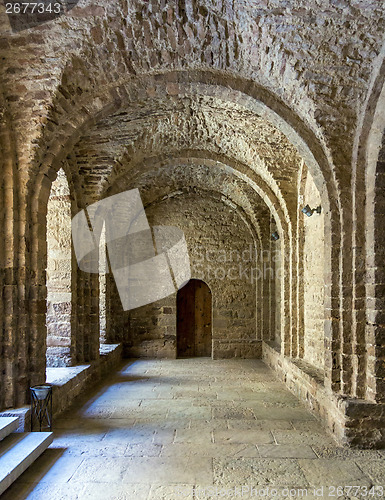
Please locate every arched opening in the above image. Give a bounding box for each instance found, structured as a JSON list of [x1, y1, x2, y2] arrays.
[[177, 279, 212, 358], [46, 168, 72, 367]]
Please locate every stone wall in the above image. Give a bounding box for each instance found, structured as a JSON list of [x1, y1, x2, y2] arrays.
[[274, 234, 282, 349], [0, 344, 123, 431], [111, 191, 261, 359], [263, 341, 385, 448], [98, 224, 107, 344]]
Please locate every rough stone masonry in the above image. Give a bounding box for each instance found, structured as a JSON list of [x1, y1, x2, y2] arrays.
[[0, 0, 385, 447]]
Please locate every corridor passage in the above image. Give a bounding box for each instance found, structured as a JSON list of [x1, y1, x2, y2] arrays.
[[3, 359, 384, 499]]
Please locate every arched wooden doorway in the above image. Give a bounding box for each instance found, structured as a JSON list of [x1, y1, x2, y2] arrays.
[[177, 279, 212, 357]]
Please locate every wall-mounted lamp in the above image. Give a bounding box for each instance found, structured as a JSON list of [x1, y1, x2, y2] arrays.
[[271, 231, 280, 241], [301, 204, 321, 217]]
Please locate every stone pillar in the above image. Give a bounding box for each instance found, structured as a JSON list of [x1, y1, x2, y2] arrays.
[[46, 169, 73, 367], [366, 134, 385, 403]]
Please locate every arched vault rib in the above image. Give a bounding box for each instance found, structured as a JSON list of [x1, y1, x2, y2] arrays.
[[105, 160, 273, 245], [102, 155, 289, 242]]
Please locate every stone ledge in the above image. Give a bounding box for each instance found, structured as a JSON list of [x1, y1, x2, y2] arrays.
[[262, 341, 385, 448], [213, 339, 262, 359], [0, 408, 30, 433], [126, 339, 176, 359], [0, 344, 122, 431]]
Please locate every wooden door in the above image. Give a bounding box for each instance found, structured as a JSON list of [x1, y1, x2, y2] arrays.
[[177, 280, 212, 357]]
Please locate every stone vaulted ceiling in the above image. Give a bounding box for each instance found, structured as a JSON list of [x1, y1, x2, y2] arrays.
[[0, 0, 385, 234]]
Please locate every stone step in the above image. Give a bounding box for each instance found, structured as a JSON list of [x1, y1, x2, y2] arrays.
[[0, 418, 19, 442], [0, 432, 53, 496]]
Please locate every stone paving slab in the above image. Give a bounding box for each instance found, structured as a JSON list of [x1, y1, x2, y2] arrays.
[[167, 405, 212, 420], [160, 443, 260, 458], [188, 418, 229, 430], [50, 441, 129, 457], [253, 406, 317, 421], [354, 459, 385, 484], [227, 419, 294, 431], [70, 455, 214, 485], [213, 429, 274, 445], [124, 443, 162, 457], [174, 428, 213, 444], [101, 427, 156, 445], [272, 430, 337, 447], [257, 444, 317, 459], [297, 458, 372, 488], [80, 483, 150, 499], [120, 456, 213, 484], [1, 481, 85, 500], [148, 484, 194, 499], [213, 407, 256, 419]]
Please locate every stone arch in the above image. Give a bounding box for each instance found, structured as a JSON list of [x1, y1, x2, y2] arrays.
[[101, 143, 294, 357], [29, 70, 338, 207], [28, 159, 100, 391], [26, 69, 340, 391]]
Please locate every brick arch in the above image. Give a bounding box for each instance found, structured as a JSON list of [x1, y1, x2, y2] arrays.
[[28, 159, 100, 394], [104, 151, 288, 231], [94, 115, 298, 356], [105, 149, 317, 361], [3, 0, 384, 182], [28, 73, 339, 304]]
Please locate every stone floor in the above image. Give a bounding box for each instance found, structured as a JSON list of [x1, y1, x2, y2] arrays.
[[3, 359, 385, 499]]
